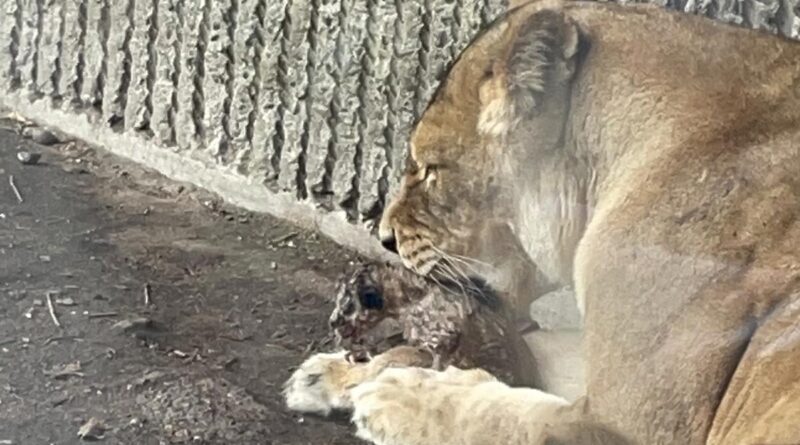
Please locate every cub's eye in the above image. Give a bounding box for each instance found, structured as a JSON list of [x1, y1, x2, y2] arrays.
[[358, 286, 384, 310]]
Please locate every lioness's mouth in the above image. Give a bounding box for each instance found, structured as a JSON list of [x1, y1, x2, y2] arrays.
[[429, 266, 503, 311], [334, 324, 359, 342]]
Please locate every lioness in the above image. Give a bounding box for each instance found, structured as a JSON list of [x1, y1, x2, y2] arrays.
[[379, 1, 800, 444]]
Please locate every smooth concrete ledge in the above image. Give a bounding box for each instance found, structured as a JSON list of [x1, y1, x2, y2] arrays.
[[530, 286, 582, 330], [2, 93, 398, 264], [525, 329, 586, 401]]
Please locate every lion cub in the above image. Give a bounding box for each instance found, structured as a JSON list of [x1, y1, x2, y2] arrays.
[[285, 347, 632, 445], [328, 262, 540, 387]]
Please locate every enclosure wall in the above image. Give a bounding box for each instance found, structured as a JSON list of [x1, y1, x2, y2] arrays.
[[1, 0, 797, 257]]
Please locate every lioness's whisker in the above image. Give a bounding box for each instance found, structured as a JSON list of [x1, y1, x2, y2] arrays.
[[432, 247, 492, 269]]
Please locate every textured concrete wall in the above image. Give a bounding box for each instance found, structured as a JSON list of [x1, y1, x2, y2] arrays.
[[509, 0, 800, 36], [0, 0, 507, 258], [2, 0, 799, 259]]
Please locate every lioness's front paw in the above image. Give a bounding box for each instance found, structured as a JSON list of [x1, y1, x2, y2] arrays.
[[283, 346, 433, 417], [283, 350, 354, 416]]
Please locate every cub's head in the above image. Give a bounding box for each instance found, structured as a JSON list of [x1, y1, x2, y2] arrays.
[[379, 1, 583, 276], [329, 263, 428, 349], [329, 262, 502, 351], [329, 264, 390, 348]]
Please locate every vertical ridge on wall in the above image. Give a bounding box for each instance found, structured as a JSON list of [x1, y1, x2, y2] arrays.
[[413, 0, 432, 117], [35, 0, 62, 97], [277, 1, 313, 197], [790, 0, 800, 38], [227, 0, 261, 166], [175, 0, 204, 151], [102, 0, 134, 126], [221, 0, 238, 162], [387, 0, 424, 199], [417, 0, 457, 111], [305, 0, 343, 201], [150, 0, 181, 144], [483, 0, 509, 23], [457, 1, 485, 53], [57, 0, 85, 104], [743, 0, 780, 32], [124, 0, 156, 131], [232, 0, 267, 174], [357, 0, 397, 219], [79, 0, 104, 108], [16, 0, 39, 93], [0, 0, 20, 91], [201, 0, 234, 159], [331, 0, 369, 212], [246, 0, 289, 184]]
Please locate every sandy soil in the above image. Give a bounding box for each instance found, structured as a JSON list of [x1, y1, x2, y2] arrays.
[[0, 120, 366, 445]]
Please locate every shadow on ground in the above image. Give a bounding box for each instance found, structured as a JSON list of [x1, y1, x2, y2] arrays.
[[0, 122, 365, 444]]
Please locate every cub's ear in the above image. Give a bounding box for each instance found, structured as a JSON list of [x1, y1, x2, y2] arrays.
[[478, 8, 583, 137]]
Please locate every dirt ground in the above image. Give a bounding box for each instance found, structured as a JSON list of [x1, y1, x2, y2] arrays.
[[0, 120, 367, 444]]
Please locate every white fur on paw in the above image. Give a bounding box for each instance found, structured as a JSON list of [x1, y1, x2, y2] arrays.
[[351, 378, 432, 445], [283, 351, 351, 416], [438, 366, 497, 385], [350, 365, 572, 445], [351, 367, 456, 445]]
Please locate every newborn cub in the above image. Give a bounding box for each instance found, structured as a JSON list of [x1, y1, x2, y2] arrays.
[[329, 262, 540, 387]]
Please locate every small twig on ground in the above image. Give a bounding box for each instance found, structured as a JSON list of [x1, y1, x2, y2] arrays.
[[270, 231, 298, 245], [45, 292, 62, 328], [219, 333, 254, 342], [9, 175, 23, 203], [87, 311, 118, 319], [143, 283, 152, 306], [0, 338, 16, 347], [43, 335, 82, 345]]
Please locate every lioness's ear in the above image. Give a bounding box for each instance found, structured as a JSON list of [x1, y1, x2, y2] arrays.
[[478, 8, 582, 136]]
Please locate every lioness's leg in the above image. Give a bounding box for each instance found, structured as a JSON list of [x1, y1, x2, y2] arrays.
[[350, 368, 461, 445], [705, 295, 800, 445], [351, 366, 575, 445], [575, 226, 756, 445]]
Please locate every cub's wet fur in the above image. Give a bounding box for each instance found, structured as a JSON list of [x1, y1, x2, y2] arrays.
[[329, 262, 540, 387]]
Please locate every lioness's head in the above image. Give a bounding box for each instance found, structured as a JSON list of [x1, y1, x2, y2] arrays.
[[379, 0, 583, 276]]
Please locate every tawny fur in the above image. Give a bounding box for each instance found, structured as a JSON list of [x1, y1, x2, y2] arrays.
[[282, 345, 432, 416], [329, 262, 541, 387], [379, 1, 800, 444], [286, 349, 631, 445]]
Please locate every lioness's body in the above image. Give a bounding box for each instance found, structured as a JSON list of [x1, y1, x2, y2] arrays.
[[380, 2, 800, 444]]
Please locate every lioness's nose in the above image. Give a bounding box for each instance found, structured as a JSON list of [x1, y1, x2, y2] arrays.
[[380, 232, 398, 253]]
